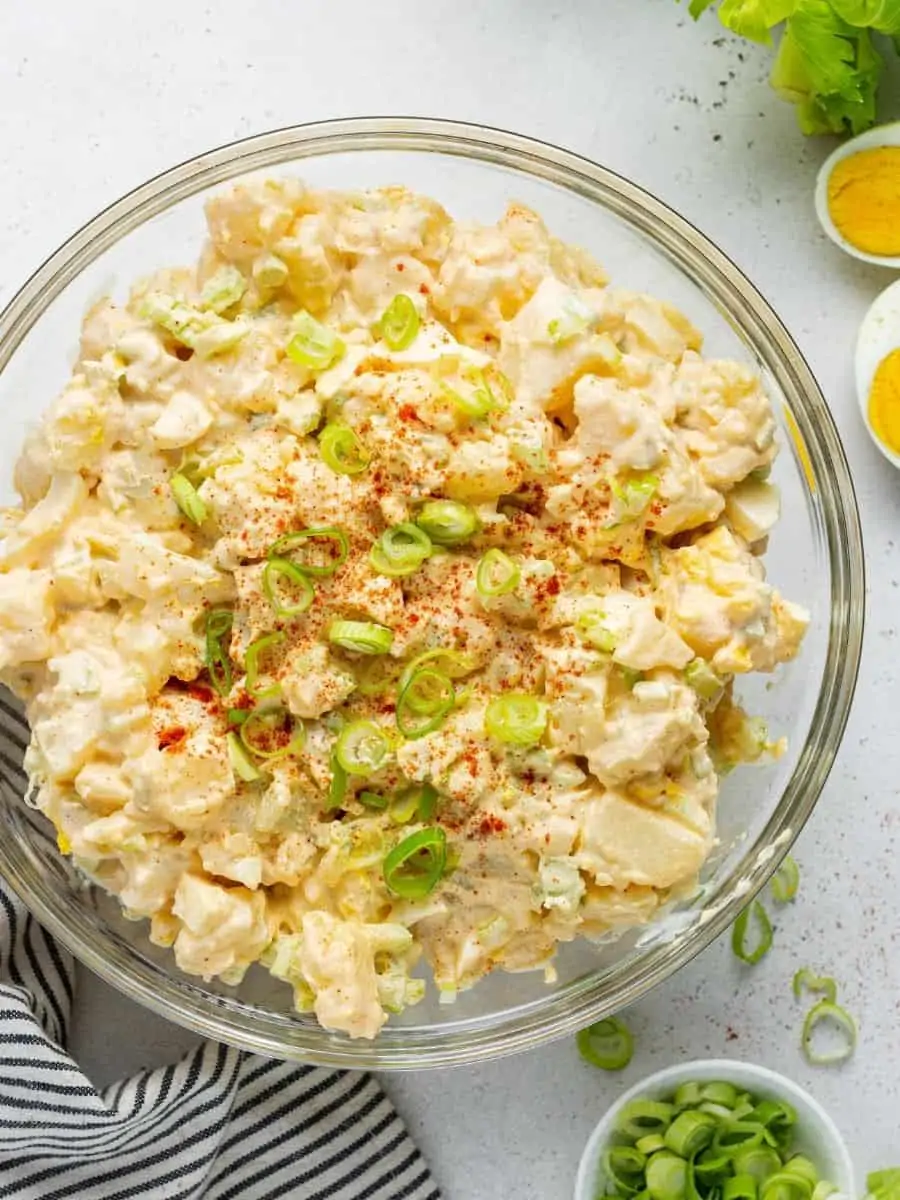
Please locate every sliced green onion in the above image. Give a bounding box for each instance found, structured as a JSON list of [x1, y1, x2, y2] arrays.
[[285, 311, 345, 370], [329, 619, 394, 656], [411, 782, 438, 820], [636, 1136, 667, 1156], [359, 790, 389, 810], [724, 1177, 759, 1200], [227, 707, 249, 726], [646, 1151, 688, 1200], [674, 1082, 704, 1108], [397, 667, 455, 740], [262, 558, 316, 618], [326, 753, 347, 810], [378, 293, 420, 351], [782, 1160, 819, 1189], [603, 1147, 647, 1196], [268, 527, 349, 577], [684, 658, 724, 702], [387, 783, 437, 824], [771, 856, 800, 904], [354, 655, 403, 698], [811, 1185, 838, 1200], [245, 631, 285, 700], [415, 500, 479, 546], [713, 1123, 765, 1156], [732, 1149, 783, 1185], [484, 693, 547, 746], [748, 1099, 797, 1138], [868, 1170, 900, 1200], [547, 292, 595, 344], [319, 423, 369, 475], [200, 265, 246, 313], [792, 969, 838, 1004], [611, 472, 659, 519], [476, 549, 520, 598], [227, 731, 262, 783], [383, 826, 447, 899], [576, 1016, 634, 1071], [616, 1100, 676, 1140], [664, 1110, 718, 1157], [239, 707, 305, 760], [759, 1175, 813, 1200], [335, 720, 390, 776], [696, 1151, 733, 1185], [701, 1082, 740, 1108], [442, 382, 494, 420], [398, 648, 475, 692], [369, 523, 433, 577], [801, 999, 858, 1066], [731, 901, 773, 965], [576, 611, 618, 653], [171, 472, 208, 525], [205, 609, 233, 695]]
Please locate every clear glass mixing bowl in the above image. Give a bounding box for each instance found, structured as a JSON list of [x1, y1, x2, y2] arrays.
[[0, 118, 864, 1068]]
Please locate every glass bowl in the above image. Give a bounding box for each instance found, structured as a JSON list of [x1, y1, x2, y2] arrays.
[[0, 118, 864, 1069]]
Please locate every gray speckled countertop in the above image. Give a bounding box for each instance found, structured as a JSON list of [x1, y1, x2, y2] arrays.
[[2, 2, 898, 1195]]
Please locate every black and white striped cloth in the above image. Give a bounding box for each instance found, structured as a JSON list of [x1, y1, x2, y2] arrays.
[[0, 883, 439, 1199]]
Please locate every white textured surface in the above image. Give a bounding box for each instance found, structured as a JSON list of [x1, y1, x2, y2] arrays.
[[2, 1, 899, 1196]]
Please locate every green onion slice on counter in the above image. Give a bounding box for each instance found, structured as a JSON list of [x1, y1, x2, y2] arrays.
[[771, 855, 800, 904], [415, 499, 479, 545], [476, 549, 521, 598], [801, 999, 858, 1066], [245, 631, 285, 700], [382, 826, 447, 899], [205, 609, 234, 695], [792, 969, 838, 1005], [285, 311, 345, 370], [239, 707, 305, 760], [334, 719, 390, 775], [576, 1016, 634, 1071], [378, 293, 420, 351], [171, 472, 208, 525], [318, 422, 370, 475], [484, 693, 548, 746], [328, 620, 394, 655], [268, 526, 349, 577], [731, 900, 773, 965], [369, 523, 433, 577], [262, 558, 316, 618]]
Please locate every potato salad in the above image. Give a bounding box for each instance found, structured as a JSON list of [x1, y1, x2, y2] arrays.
[[0, 179, 808, 1038]]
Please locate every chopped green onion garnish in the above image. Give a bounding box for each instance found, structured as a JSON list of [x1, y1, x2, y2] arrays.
[[576, 611, 618, 653], [383, 826, 447, 899], [484, 693, 547, 746], [359, 790, 389, 810], [771, 856, 800, 904], [239, 707, 305, 760], [369, 523, 433, 577], [200, 265, 246, 313], [396, 666, 455, 739], [378, 293, 420, 351], [801, 998, 857, 1066], [616, 1100, 676, 1140], [245, 631, 285, 700], [610, 472, 659, 520], [398, 648, 475, 692], [268, 527, 349, 577], [171, 473, 208, 525], [415, 500, 479, 546], [684, 658, 724, 702], [335, 719, 390, 776], [326, 752, 347, 810], [792, 969, 837, 1004], [476, 549, 520, 598], [318, 423, 369, 475], [329, 619, 394, 655], [731, 900, 773, 965], [262, 558, 315, 618], [442, 382, 494, 420], [227, 707, 249, 726], [646, 1151, 688, 1200], [576, 1016, 634, 1071], [665, 1110, 718, 1157], [547, 292, 595, 344], [285, 311, 345, 370], [205, 609, 233, 696], [226, 731, 262, 783]]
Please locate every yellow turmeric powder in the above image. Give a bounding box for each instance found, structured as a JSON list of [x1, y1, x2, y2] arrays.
[[827, 147, 900, 257], [868, 348, 900, 455]]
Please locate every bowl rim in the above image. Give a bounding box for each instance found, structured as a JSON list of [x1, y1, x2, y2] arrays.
[[0, 117, 865, 1068], [814, 120, 900, 266], [573, 1058, 856, 1200]]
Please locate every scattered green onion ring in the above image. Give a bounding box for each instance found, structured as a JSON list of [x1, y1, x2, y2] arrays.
[[328, 619, 394, 656], [484, 693, 548, 746], [319, 422, 370, 475], [792, 969, 838, 1004], [801, 999, 858, 1066], [476, 549, 521, 598], [383, 826, 448, 899], [369, 523, 433, 577], [285, 311, 345, 370], [245, 631, 285, 700], [204, 609, 233, 696], [335, 719, 390, 776], [396, 667, 455, 740], [262, 557, 316, 618], [378, 293, 420, 351], [397, 649, 475, 693], [268, 526, 349, 577], [239, 707, 305, 760], [359, 790, 389, 811], [326, 753, 347, 810], [731, 900, 774, 965], [226, 731, 262, 783], [576, 1016, 634, 1071], [171, 472, 208, 525], [415, 500, 479, 546], [227, 707, 249, 726], [442, 381, 495, 420], [771, 856, 800, 904]]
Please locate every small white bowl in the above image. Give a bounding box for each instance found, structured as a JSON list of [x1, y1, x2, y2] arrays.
[[574, 1059, 855, 1200], [815, 121, 900, 266]]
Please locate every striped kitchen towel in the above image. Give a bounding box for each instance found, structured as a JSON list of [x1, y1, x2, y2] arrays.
[[0, 878, 440, 1199]]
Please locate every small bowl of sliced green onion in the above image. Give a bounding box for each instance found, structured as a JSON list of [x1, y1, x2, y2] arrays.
[[574, 1060, 854, 1200]]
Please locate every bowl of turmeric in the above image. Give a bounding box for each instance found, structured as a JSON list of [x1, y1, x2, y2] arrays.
[[816, 121, 900, 265]]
